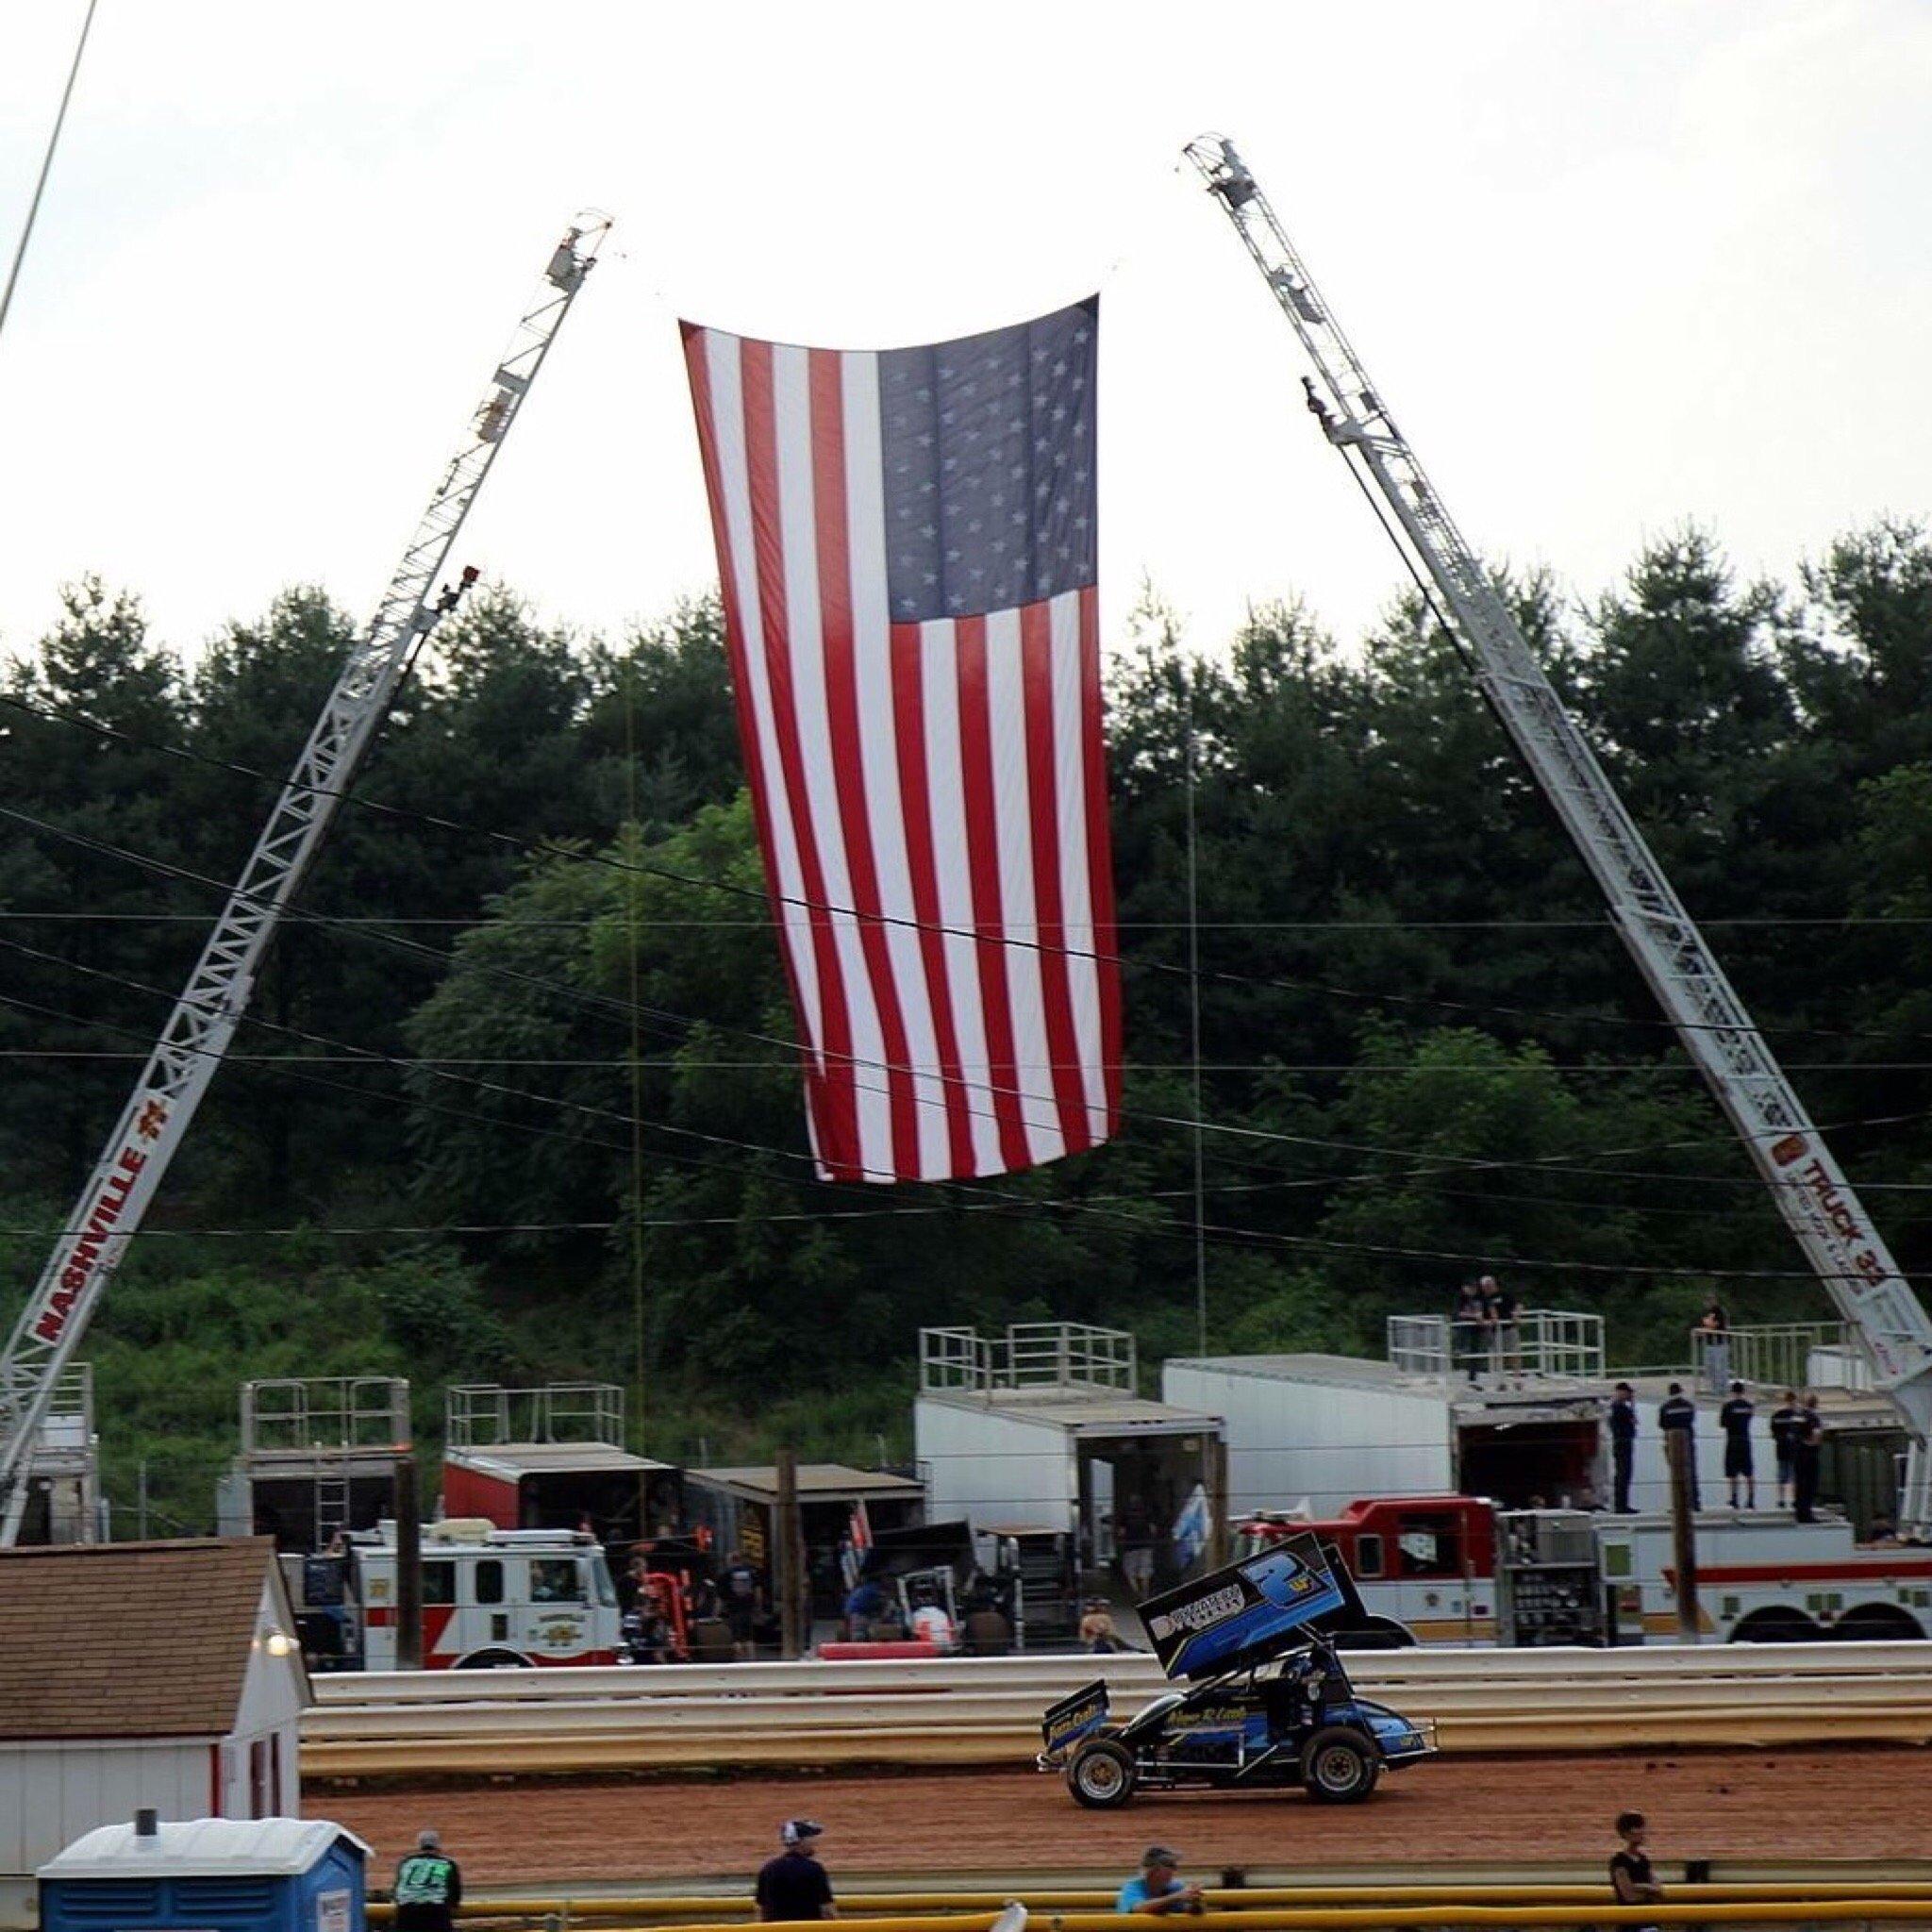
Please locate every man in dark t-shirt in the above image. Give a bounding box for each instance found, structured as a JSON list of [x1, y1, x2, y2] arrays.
[[1720, 1380, 1756, 1510], [1610, 1810, 1663, 1914], [1607, 1382, 1638, 1514], [1658, 1383, 1699, 1510], [757, 1820, 836, 1922], [1770, 1389, 1803, 1510], [722, 1549, 764, 1660], [1792, 1393, 1825, 1524]]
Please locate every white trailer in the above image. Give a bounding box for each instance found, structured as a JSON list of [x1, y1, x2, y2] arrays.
[[914, 1325, 1225, 1573], [1163, 1354, 1452, 1518], [1164, 1319, 1853, 1523]]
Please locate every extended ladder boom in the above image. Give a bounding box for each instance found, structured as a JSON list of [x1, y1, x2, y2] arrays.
[[0, 215, 610, 1538], [1183, 135, 1932, 1463]]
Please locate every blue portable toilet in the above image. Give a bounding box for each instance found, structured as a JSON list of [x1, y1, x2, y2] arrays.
[[40, 1813, 370, 1932]]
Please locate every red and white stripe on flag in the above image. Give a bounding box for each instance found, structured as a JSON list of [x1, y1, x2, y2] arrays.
[[680, 302, 1121, 1183]]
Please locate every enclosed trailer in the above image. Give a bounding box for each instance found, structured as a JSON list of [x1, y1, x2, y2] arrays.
[[683, 1463, 925, 1618], [217, 1379, 408, 1557], [441, 1384, 678, 1543], [914, 1324, 1225, 1586]]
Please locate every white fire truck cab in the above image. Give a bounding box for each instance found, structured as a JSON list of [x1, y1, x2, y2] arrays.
[[347, 1517, 622, 1670]]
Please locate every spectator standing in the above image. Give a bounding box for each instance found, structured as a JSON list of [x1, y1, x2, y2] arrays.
[[1694, 1293, 1731, 1394], [1080, 1598, 1122, 1653], [1607, 1382, 1638, 1514], [1117, 1846, 1204, 1916], [1118, 1499, 1157, 1599], [841, 1576, 885, 1641], [392, 1831, 461, 1932], [1452, 1279, 1487, 1385], [1609, 1812, 1664, 1910], [757, 1820, 836, 1923], [721, 1547, 764, 1660], [1792, 1392, 1825, 1524], [1720, 1380, 1757, 1509], [1770, 1389, 1803, 1510], [1658, 1382, 1699, 1510], [1482, 1275, 1521, 1385]]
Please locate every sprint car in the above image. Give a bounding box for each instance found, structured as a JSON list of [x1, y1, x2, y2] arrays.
[[1037, 1531, 1435, 1807], [1039, 1639, 1434, 1806]]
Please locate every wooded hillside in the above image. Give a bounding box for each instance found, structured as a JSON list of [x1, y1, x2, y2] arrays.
[[5, 521, 1930, 1529]]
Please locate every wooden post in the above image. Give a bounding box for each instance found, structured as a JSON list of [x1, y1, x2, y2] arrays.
[[394, 1450, 423, 1670], [1665, 1428, 1700, 1642], [774, 1448, 804, 1659]]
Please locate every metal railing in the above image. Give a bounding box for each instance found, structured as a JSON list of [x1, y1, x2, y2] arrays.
[[1387, 1310, 1605, 1384], [445, 1382, 625, 1449], [241, 1376, 409, 1457], [918, 1323, 1136, 1395]]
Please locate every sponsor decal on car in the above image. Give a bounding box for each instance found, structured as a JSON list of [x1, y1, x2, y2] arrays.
[[1142, 1532, 1346, 1679]]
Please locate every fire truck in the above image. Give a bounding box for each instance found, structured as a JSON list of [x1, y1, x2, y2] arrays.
[[334, 1518, 623, 1670], [1240, 1495, 1932, 1645]]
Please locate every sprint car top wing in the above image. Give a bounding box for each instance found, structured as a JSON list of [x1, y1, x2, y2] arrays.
[[1141, 1529, 1347, 1680]]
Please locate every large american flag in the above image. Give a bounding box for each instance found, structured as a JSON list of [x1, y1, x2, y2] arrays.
[[681, 297, 1120, 1183]]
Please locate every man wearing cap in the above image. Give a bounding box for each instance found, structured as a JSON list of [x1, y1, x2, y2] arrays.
[[1116, 1847, 1203, 1915], [393, 1830, 461, 1932], [757, 1820, 837, 1922]]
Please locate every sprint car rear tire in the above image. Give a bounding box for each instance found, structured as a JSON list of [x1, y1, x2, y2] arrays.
[[1300, 1726, 1380, 1804], [1067, 1737, 1137, 1808]]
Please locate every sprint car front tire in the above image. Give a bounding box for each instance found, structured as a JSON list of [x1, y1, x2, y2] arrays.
[[1300, 1726, 1380, 1804], [1067, 1737, 1137, 1808]]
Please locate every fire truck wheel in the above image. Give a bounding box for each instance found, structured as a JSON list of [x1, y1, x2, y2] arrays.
[[1066, 1738, 1137, 1808], [1730, 1609, 1817, 1643], [456, 1649, 530, 1669], [1831, 1606, 1924, 1641], [1300, 1726, 1381, 1803]]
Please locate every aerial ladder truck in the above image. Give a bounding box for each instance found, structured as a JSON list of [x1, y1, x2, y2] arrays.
[[0, 215, 609, 1542], [1183, 135, 1932, 1531]]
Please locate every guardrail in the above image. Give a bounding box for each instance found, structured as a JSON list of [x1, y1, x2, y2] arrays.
[[369, 1908, 1932, 1932], [302, 1642, 1932, 1777], [365, 1887, 1932, 1924]]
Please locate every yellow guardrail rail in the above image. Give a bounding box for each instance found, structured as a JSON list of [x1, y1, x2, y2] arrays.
[[366, 1887, 1932, 1923], [455, 1907, 1932, 1932]]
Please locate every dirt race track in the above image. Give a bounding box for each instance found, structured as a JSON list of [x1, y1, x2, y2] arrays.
[[320, 1749, 1932, 1888]]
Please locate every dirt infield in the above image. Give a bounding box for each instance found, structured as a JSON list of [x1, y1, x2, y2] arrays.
[[319, 1748, 1929, 1886]]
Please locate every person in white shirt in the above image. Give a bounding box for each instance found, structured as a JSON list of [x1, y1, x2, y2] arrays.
[[909, 1591, 955, 1648]]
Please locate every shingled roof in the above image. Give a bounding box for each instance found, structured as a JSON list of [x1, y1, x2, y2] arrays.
[[0, 1537, 295, 1740]]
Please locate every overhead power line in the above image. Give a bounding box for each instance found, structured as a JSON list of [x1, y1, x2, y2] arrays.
[[9, 914, 1932, 1285], [7, 820, 1929, 1210], [0, 684, 1899, 1048]]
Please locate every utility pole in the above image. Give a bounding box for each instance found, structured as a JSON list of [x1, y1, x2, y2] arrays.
[[774, 1448, 804, 1659], [1665, 1429, 1701, 1642], [1204, 1435, 1229, 1571], [394, 1451, 422, 1671]]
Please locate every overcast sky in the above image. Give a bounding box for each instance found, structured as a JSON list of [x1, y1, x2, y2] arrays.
[[1, 0, 1927, 674]]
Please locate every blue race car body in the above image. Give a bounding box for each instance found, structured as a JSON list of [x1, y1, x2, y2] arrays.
[[1040, 1644, 1436, 1806]]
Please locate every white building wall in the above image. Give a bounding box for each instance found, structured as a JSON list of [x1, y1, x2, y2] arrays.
[[0, 1738, 209, 1928], [914, 1397, 1073, 1534], [1162, 1363, 1453, 1515]]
